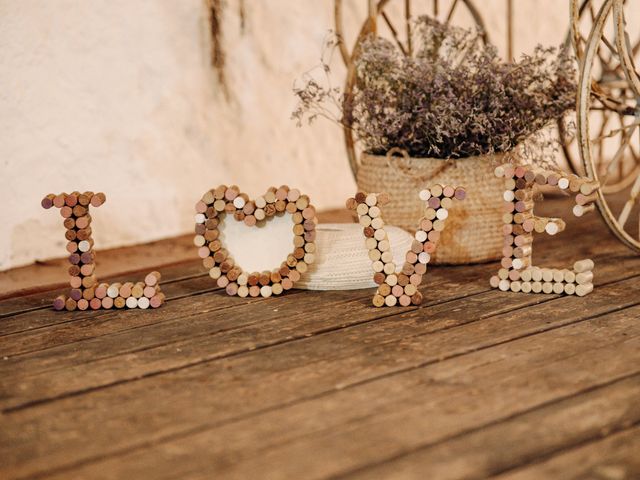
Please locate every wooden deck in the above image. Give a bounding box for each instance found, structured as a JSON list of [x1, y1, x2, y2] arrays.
[[1, 194, 640, 480]]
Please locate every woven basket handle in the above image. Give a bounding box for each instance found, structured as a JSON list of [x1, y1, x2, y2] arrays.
[[385, 147, 454, 185]]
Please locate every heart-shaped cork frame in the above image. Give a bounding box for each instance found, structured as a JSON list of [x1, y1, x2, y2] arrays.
[[194, 185, 317, 297]]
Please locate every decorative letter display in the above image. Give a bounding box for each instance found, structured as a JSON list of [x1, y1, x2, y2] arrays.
[[194, 185, 317, 297], [41, 192, 165, 311], [490, 164, 597, 296], [347, 185, 466, 307]]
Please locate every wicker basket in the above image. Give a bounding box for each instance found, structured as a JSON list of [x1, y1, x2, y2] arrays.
[[356, 150, 505, 264]]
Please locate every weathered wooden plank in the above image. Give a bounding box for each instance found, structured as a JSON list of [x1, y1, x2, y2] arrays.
[[0, 259, 497, 410], [2, 245, 639, 412], [0, 274, 263, 358], [71, 307, 640, 480], [492, 425, 640, 480], [0, 262, 206, 330], [0, 195, 635, 480], [341, 374, 640, 479], [3, 214, 635, 372], [0, 234, 196, 299], [2, 301, 639, 479]]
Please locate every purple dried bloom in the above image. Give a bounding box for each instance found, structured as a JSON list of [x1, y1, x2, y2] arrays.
[[293, 17, 576, 162]]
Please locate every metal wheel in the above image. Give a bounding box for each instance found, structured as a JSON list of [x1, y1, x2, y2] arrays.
[[334, 0, 488, 179], [577, 0, 640, 253], [561, 0, 640, 184]]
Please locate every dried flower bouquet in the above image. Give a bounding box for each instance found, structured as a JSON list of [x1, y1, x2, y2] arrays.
[[293, 17, 577, 264]]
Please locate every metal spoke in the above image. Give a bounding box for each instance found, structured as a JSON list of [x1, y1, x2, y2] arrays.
[[629, 134, 640, 163], [506, 0, 513, 60], [381, 11, 408, 55], [617, 172, 640, 228], [405, 0, 412, 56], [624, 30, 640, 77], [601, 33, 619, 59], [602, 121, 638, 184], [368, 0, 377, 34], [445, 0, 460, 25], [596, 111, 613, 176], [631, 35, 640, 58]]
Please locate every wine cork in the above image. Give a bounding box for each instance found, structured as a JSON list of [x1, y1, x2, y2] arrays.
[[569, 176, 582, 192], [137, 297, 150, 309], [101, 297, 114, 309], [355, 186, 465, 306], [131, 282, 145, 298], [508, 270, 521, 282], [579, 182, 598, 195], [65, 298, 77, 311], [525, 267, 539, 283], [503, 165, 516, 178], [119, 282, 134, 298], [504, 178, 517, 191], [573, 259, 594, 273], [552, 269, 564, 283], [80, 263, 95, 276], [64, 193, 78, 207], [563, 270, 576, 283], [384, 295, 397, 307], [69, 276, 82, 289], [150, 293, 165, 308], [81, 275, 97, 289], [41, 194, 56, 209], [94, 283, 109, 299], [557, 177, 570, 190], [542, 269, 554, 283], [195, 185, 316, 298], [576, 192, 597, 206], [107, 283, 121, 299], [491, 164, 597, 298], [513, 245, 531, 258], [573, 203, 596, 217], [53, 295, 66, 311], [576, 271, 594, 285], [143, 285, 156, 298], [90, 192, 106, 207], [511, 258, 530, 270], [576, 283, 594, 297], [544, 218, 566, 235]]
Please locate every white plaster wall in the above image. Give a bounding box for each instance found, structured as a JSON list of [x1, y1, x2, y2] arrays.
[[0, 0, 612, 270]]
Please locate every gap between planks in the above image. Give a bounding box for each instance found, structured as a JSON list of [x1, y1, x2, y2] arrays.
[[491, 423, 640, 480]]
